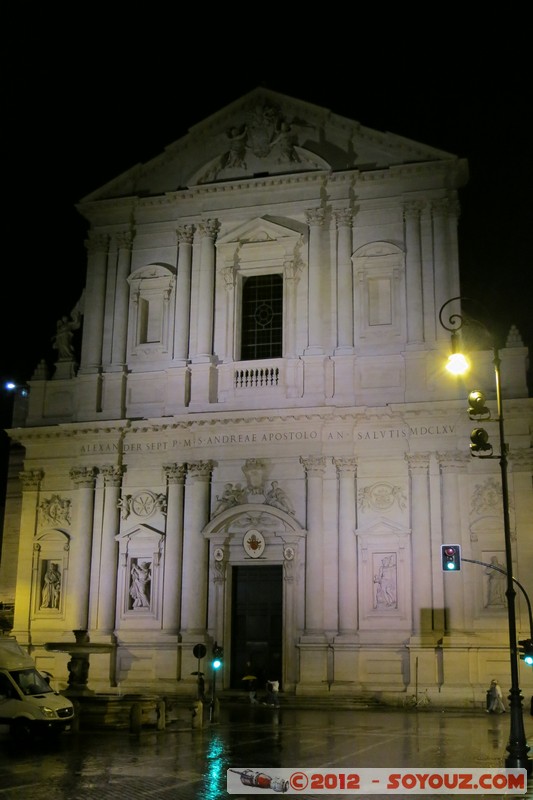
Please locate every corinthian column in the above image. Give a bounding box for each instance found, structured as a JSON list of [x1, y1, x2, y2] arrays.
[[405, 453, 432, 634], [193, 220, 220, 361], [300, 456, 326, 636], [162, 463, 186, 632], [335, 209, 354, 352], [79, 234, 109, 373], [69, 467, 98, 631], [432, 199, 461, 339], [11, 470, 44, 639], [403, 202, 424, 344], [111, 231, 133, 367], [95, 466, 123, 633], [305, 208, 325, 354], [180, 461, 214, 634], [173, 226, 194, 363], [334, 458, 358, 636], [438, 453, 469, 633]]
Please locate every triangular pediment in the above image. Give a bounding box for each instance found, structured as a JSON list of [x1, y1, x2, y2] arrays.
[[115, 523, 164, 542], [217, 216, 306, 246], [80, 87, 460, 202], [355, 517, 410, 537]]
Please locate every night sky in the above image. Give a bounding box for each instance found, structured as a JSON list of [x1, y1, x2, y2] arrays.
[[4, 22, 532, 396]]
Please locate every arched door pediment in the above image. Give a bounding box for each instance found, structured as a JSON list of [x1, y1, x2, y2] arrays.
[[203, 503, 304, 538]]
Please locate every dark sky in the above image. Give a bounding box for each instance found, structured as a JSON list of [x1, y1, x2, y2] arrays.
[[4, 22, 532, 396]]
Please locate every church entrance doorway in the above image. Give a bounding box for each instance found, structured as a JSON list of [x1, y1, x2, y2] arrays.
[[230, 564, 283, 691]]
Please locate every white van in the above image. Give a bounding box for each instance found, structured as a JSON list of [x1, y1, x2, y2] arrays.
[[0, 636, 75, 741]]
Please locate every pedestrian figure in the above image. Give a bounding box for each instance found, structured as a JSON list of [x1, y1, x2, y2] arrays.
[[242, 662, 259, 704], [486, 679, 506, 713], [265, 679, 280, 707]]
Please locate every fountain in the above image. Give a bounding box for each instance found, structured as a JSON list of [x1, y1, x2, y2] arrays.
[[44, 631, 165, 730], [44, 630, 115, 696]]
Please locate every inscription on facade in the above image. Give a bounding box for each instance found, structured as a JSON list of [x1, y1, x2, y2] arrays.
[[79, 425, 456, 455]]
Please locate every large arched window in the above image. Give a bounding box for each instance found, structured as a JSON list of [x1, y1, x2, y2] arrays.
[[241, 274, 283, 360]]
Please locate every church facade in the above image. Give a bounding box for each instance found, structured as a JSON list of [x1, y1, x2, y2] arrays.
[[1, 88, 532, 705]]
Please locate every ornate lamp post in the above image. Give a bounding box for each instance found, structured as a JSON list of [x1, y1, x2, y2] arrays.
[[439, 297, 531, 774]]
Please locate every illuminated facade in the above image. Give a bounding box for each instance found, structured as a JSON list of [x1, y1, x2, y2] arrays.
[[1, 88, 532, 705]]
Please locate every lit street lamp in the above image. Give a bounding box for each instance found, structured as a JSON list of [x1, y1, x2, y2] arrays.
[[439, 296, 532, 775]]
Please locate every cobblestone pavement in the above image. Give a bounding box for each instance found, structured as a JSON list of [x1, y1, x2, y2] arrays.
[[0, 704, 532, 799]]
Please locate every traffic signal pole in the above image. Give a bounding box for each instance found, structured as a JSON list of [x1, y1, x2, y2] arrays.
[[439, 296, 531, 775], [210, 642, 223, 723]]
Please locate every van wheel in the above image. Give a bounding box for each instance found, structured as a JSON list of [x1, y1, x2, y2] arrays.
[[11, 718, 34, 744]]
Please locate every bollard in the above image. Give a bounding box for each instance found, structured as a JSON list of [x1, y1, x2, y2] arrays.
[[209, 697, 220, 723], [156, 699, 166, 730], [130, 702, 142, 733], [191, 699, 203, 729]]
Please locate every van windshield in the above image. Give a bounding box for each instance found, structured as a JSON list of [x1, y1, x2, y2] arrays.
[[11, 668, 53, 696]]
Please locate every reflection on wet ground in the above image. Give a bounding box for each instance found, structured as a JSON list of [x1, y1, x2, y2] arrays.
[[0, 705, 531, 799]]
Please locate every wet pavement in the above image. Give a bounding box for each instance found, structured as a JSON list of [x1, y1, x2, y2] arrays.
[[0, 703, 532, 799]]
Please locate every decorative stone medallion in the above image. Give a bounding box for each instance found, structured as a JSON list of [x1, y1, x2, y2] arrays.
[[243, 529, 265, 558]]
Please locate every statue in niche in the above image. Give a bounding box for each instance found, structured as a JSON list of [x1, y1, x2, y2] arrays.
[[130, 561, 151, 609], [40, 562, 61, 609], [485, 556, 507, 606], [265, 481, 295, 515], [373, 554, 397, 608]]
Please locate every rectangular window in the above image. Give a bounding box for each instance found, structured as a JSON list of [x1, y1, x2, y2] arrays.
[[241, 274, 283, 360]]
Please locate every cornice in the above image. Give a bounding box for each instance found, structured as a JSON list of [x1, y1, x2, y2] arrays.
[[10, 398, 522, 443]]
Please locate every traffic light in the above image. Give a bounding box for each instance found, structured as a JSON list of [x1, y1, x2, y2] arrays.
[[441, 544, 461, 571], [518, 638, 533, 666], [470, 428, 492, 454], [468, 390, 490, 418], [212, 643, 224, 670]]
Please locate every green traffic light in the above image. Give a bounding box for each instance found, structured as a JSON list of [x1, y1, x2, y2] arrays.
[[213, 658, 222, 670]]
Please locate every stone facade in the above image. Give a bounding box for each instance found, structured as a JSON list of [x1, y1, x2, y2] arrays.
[[1, 88, 532, 706]]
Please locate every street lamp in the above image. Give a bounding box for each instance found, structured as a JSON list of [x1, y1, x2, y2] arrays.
[[439, 296, 531, 775]]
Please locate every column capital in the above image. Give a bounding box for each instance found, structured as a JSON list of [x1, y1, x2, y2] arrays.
[[187, 460, 216, 480], [85, 233, 109, 254], [334, 208, 353, 228], [333, 456, 357, 475], [510, 450, 533, 471], [163, 463, 187, 484], [100, 465, 124, 487], [305, 207, 326, 227], [197, 219, 220, 239], [70, 466, 98, 488], [300, 455, 326, 476], [115, 231, 134, 250], [405, 453, 431, 473], [437, 452, 470, 473], [431, 197, 460, 219], [19, 469, 44, 490], [403, 200, 425, 219], [176, 224, 195, 245]]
